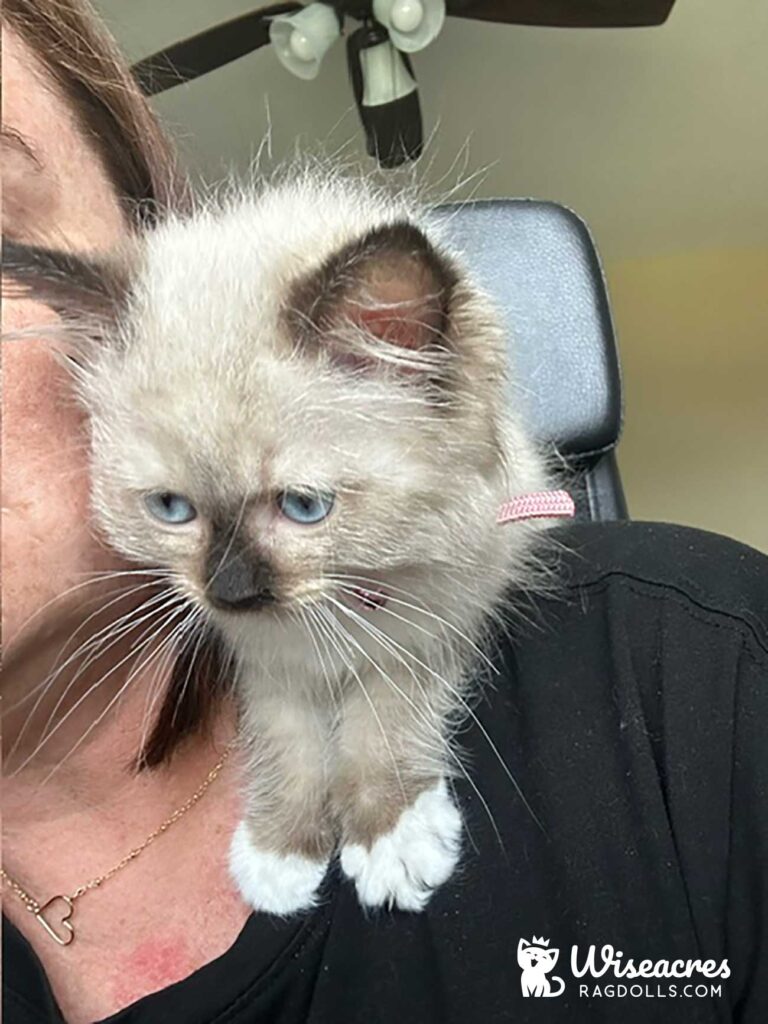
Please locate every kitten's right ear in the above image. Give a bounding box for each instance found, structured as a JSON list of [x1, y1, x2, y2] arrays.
[[2, 240, 133, 328]]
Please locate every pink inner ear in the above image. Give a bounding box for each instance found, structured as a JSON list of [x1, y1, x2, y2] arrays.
[[347, 263, 443, 351], [354, 302, 432, 350]]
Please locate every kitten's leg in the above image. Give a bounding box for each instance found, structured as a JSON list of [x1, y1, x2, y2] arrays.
[[333, 663, 462, 912], [229, 694, 334, 916]]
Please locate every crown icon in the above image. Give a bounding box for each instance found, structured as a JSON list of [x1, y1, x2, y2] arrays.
[[530, 936, 550, 947]]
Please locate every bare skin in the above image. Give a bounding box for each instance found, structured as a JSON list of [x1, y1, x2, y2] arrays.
[[2, 28, 249, 1023]]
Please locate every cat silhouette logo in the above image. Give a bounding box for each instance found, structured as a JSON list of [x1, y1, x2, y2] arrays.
[[518, 936, 566, 997]]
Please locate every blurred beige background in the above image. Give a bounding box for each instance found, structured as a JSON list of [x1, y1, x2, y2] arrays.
[[98, 0, 768, 551]]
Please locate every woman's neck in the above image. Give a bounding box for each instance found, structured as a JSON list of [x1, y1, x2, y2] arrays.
[[2, 662, 246, 1024], [2, 625, 239, 868]]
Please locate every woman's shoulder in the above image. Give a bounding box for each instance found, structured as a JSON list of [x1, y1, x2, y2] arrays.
[[548, 519, 768, 655], [490, 518, 768, 828]]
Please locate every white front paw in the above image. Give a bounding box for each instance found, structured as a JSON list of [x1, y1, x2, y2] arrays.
[[229, 821, 329, 916], [340, 780, 462, 912]]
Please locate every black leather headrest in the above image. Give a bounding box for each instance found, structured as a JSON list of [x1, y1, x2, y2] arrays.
[[430, 200, 623, 459]]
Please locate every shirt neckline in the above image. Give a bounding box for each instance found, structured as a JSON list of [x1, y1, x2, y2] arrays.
[[3, 871, 338, 1023]]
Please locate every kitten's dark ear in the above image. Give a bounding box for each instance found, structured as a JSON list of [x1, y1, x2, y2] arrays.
[[288, 221, 458, 378], [2, 240, 132, 328]]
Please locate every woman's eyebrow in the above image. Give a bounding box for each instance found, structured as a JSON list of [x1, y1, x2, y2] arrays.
[[1, 125, 44, 170]]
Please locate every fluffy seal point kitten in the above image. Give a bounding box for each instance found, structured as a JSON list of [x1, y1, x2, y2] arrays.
[[6, 165, 568, 915]]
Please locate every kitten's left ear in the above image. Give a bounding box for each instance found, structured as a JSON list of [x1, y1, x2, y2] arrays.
[[288, 221, 458, 378]]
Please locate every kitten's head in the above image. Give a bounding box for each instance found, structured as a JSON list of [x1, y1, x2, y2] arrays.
[[518, 938, 559, 973], [6, 170, 546, 645]]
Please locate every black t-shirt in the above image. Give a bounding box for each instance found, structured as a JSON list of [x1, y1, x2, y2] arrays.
[[5, 521, 768, 1024]]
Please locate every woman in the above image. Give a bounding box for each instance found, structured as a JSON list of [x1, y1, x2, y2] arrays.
[[2, 2, 767, 1022], [2, 4, 248, 1021]]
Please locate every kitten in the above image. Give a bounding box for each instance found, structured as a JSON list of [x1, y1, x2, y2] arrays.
[[5, 165, 566, 914]]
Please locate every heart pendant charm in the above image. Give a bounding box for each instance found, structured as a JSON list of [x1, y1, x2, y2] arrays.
[[35, 895, 75, 946]]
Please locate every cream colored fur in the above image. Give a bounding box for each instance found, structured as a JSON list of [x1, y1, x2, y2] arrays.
[[74, 165, 564, 914]]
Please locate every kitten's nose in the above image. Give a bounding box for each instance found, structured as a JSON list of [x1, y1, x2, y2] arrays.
[[206, 547, 276, 611]]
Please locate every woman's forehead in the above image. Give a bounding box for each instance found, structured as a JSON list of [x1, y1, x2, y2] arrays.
[[1, 24, 125, 251]]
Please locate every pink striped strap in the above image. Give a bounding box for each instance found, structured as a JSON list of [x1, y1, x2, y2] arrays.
[[351, 489, 575, 610], [496, 489, 575, 525]]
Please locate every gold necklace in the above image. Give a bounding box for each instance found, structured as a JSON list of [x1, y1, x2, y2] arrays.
[[1, 744, 233, 947]]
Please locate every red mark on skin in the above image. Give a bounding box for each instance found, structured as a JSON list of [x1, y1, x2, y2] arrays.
[[112, 936, 193, 1008]]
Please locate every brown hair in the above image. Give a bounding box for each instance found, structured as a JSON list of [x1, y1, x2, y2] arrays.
[[3, 0, 187, 226], [4, 0, 222, 767]]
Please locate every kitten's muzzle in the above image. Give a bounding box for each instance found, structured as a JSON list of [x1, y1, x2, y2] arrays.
[[205, 548, 277, 612]]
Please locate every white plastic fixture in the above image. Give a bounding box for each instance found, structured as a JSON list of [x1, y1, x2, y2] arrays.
[[391, 0, 424, 33], [372, 0, 446, 52], [360, 39, 418, 107], [269, 3, 340, 80]]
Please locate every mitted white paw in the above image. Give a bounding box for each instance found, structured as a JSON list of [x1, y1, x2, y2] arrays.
[[229, 821, 329, 916], [340, 780, 462, 912]]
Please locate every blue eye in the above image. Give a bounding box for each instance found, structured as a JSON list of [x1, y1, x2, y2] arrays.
[[144, 491, 197, 525], [278, 489, 335, 525]]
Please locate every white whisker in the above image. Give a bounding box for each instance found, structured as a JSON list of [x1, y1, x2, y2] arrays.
[[13, 601, 190, 777], [327, 593, 543, 839]]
